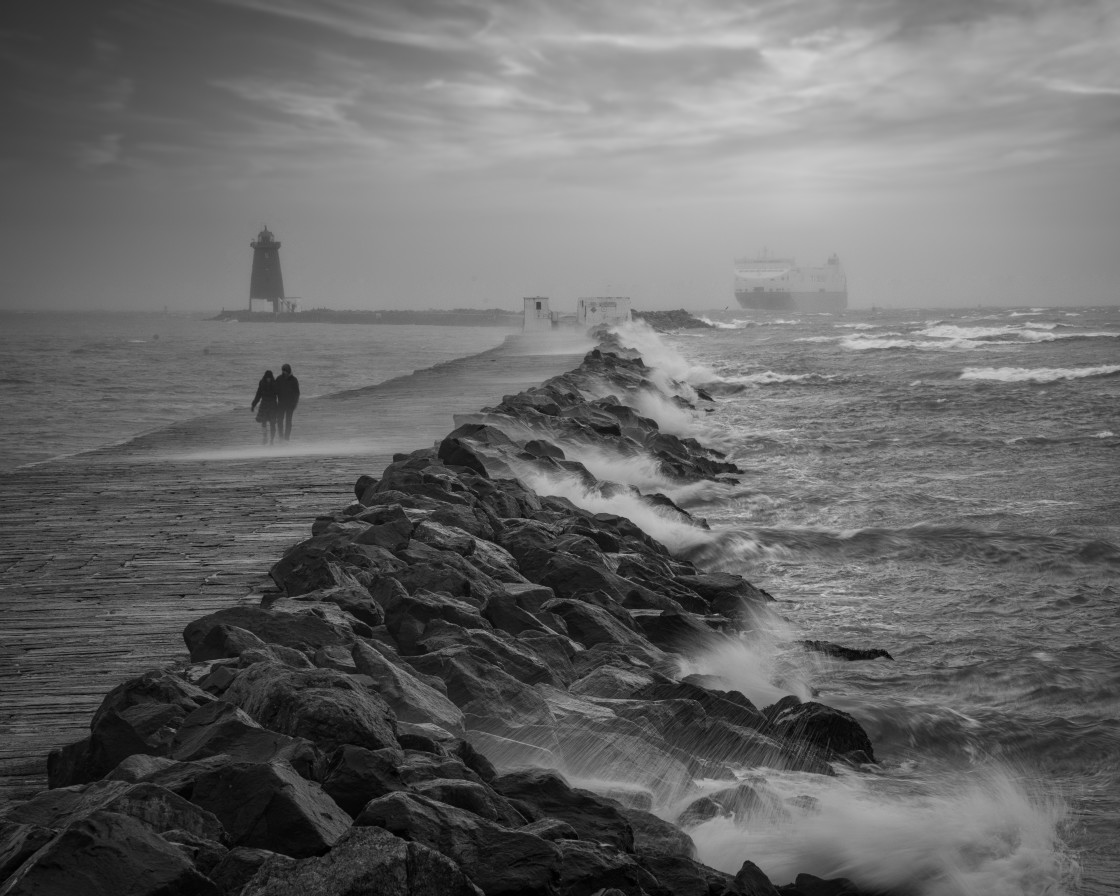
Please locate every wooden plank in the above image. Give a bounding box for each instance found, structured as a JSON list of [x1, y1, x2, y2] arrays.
[[0, 343, 584, 806]]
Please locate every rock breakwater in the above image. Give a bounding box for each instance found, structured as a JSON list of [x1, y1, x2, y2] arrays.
[[0, 335, 882, 896]]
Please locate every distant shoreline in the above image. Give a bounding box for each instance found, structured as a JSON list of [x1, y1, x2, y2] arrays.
[[213, 308, 522, 327]]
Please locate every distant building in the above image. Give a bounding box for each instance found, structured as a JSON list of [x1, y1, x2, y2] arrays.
[[250, 226, 296, 313], [522, 296, 555, 332], [576, 296, 631, 327]]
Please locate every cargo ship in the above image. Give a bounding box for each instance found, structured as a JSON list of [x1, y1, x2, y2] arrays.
[[734, 253, 847, 312]]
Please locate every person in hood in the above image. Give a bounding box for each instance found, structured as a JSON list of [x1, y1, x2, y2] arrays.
[[250, 369, 279, 444], [275, 363, 300, 441]]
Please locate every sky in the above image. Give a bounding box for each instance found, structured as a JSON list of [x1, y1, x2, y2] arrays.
[[2, 0, 1119, 311]]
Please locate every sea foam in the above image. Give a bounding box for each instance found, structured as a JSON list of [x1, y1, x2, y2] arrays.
[[960, 365, 1120, 383]]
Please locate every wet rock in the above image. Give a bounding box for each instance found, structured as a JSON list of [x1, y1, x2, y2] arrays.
[[266, 533, 377, 595], [184, 606, 357, 660], [210, 847, 296, 896], [765, 698, 876, 763], [105, 754, 179, 783], [161, 828, 227, 877], [734, 860, 783, 896], [540, 599, 645, 650], [356, 791, 560, 896], [318, 744, 408, 818], [169, 700, 318, 776], [540, 687, 693, 803], [0, 821, 54, 882], [408, 778, 526, 827], [633, 680, 766, 732], [554, 839, 659, 895], [351, 641, 464, 733], [294, 585, 386, 628], [632, 609, 730, 653], [186, 759, 351, 857], [382, 589, 487, 654], [634, 853, 734, 896], [415, 623, 560, 688], [405, 647, 556, 737], [492, 769, 634, 852], [519, 817, 578, 841], [351, 503, 415, 552], [780, 873, 864, 896], [242, 826, 483, 896], [621, 807, 695, 858], [9, 780, 223, 845], [0, 809, 218, 896], [796, 641, 893, 662], [223, 662, 400, 754]]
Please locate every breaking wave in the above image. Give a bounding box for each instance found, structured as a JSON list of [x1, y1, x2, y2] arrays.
[[691, 765, 1078, 896], [959, 365, 1120, 383]]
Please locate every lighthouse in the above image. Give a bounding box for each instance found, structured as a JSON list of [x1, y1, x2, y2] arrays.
[[249, 226, 285, 313]]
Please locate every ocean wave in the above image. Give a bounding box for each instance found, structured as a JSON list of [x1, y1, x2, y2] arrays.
[[697, 316, 750, 330], [700, 523, 1120, 571], [920, 323, 1116, 343], [960, 365, 1120, 383], [692, 764, 1077, 896], [704, 371, 839, 392]]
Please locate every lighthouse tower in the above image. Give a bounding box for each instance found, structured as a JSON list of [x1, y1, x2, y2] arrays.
[[249, 226, 285, 313]]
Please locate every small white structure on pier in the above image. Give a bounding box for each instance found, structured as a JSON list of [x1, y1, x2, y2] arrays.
[[523, 296, 555, 332], [577, 296, 631, 327]]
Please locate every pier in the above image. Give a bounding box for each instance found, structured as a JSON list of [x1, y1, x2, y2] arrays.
[[0, 337, 586, 805]]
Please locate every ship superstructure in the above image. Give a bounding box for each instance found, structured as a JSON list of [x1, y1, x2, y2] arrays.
[[734, 253, 847, 312]]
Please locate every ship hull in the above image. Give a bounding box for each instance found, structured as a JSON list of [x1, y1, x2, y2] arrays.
[[735, 289, 847, 312]]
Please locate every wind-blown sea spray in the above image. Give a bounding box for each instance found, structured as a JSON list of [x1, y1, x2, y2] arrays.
[[687, 765, 1077, 896], [512, 465, 717, 555], [552, 442, 733, 507], [607, 319, 721, 393]]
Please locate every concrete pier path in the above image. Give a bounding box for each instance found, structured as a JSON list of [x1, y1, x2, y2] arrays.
[[0, 335, 588, 806]]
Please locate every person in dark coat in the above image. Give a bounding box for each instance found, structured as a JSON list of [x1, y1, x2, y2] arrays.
[[251, 369, 279, 444], [275, 362, 300, 441]]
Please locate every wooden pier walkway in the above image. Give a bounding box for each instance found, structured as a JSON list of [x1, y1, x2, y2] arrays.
[[0, 337, 586, 806]]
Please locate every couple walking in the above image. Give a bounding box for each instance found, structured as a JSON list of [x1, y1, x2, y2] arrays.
[[250, 363, 300, 444]]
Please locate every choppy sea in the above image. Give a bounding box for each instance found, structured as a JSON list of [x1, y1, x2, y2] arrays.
[[2, 306, 1118, 894], [599, 307, 1119, 896]]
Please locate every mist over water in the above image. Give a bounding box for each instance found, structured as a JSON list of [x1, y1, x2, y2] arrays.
[[0, 312, 513, 471]]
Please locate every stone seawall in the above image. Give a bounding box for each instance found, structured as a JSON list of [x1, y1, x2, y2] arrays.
[[0, 335, 882, 896]]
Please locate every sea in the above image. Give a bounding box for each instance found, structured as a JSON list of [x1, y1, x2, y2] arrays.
[[1, 306, 1118, 894], [0, 312, 515, 472]]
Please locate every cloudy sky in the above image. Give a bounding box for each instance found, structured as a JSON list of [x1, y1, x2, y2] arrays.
[[2, 0, 1119, 310]]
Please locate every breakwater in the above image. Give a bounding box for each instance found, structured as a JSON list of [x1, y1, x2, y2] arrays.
[[0, 333, 883, 896]]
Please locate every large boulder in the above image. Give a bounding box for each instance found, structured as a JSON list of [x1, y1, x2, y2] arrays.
[[404, 648, 556, 740], [0, 810, 218, 896], [185, 760, 351, 858], [356, 791, 560, 896], [47, 671, 215, 787], [539, 599, 646, 650], [318, 744, 408, 818], [381, 589, 487, 654], [351, 641, 464, 733], [553, 839, 660, 896], [239, 826, 482, 896], [183, 606, 358, 660], [3, 779, 224, 844], [222, 662, 400, 753], [169, 700, 318, 775], [766, 698, 876, 763], [492, 769, 634, 852]]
